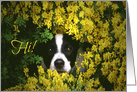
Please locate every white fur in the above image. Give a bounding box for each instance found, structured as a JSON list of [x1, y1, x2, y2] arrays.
[[49, 34, 71, 73], [55, 34, 63, 52], [50, 53, 71, 73]]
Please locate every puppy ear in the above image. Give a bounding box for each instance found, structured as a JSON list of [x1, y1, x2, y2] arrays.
[[80, 41, 92, 51]]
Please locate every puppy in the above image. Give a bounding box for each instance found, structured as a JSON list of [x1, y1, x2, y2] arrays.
[[33, 34, 114, 90], [34, 34, 80, 73]]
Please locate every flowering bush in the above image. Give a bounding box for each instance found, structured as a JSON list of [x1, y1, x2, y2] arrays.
[[1, 1, 126, 91]]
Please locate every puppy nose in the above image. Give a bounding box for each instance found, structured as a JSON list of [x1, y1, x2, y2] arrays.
[[54, 59, 64, 69]]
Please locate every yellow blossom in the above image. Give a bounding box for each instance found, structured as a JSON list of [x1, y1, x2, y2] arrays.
[[24, 67, 29, 77], [79, 11, 84, 18], [95, 54, 101, 65], [112, 4, 119, 10], [107, 70, 118, 83], [14, 4, 20, 14], [91, 45, 98, 52], [37, 65, 45, 75], [42, 1, 49, 11]]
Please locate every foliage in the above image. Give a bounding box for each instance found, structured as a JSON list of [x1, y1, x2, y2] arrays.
[[1, 1, 126, 91]]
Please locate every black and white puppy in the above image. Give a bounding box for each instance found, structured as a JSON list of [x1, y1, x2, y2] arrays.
[[34, 34, 80, 73]]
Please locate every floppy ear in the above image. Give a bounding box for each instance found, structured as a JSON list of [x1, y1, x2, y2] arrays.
[[65, 34, 92, 51], [80, 41, 92, 51]]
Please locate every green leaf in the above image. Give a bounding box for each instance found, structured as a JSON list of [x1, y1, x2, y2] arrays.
[[3, 16, 12, 26], [4, 32, 14, 42], [39, 28, 53, 43], [16, 16, 26, 27], [1, 67, 9, 80]]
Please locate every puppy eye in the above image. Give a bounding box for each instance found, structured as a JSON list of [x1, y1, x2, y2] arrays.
[[67, 47, 71, 52], [48, 48, 52, 52]]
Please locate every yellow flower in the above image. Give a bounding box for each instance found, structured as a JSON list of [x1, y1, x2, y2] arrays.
[[95, 54, 101, 65], [94, 78, 100, 87], [96, 1, 102, 6], [14, 4, 20, 14], [76, 73, 83, 91], [28, 77, 38, 84], [42, 12, 48, 18], [100, 5, 106, 16], [74, 15, 79, 24], [65, 20, 73, 30], [22, 7, 28, 13], [54, 15, 64, 25], [91, 45, 97, 52], [37, 65, 45, 75], [10, 1, 17, 8], [107, 70, 118, 83], [42, 1, 49, 11], [40, 76, 51, 87], [24, 67, 29, 77], [83, 7, 92, 17], [68, 74, 75, 82], [24, 1, 31, 8], [22, 13, 29, 20], [104, 1, 112, 7], [83, 51, 93, 60], [31, 5, 41, 14], [103, 52, 112, 61], [47, 69, 53, 78], [2, 7, 7, 16], [111, 12, 121, 28], [76, 66, 81, 74], [103, 20, 109, 29], [81, 59, 89, 69], [44, 19, 52, 29], [79, 11, 84, 18], [87, 35, 93, 43], [98, 86, 105, 91], [55, 1, 64, 6], [61, 72, 69, 81], [84, 78, 96, 91], [80, 18, 94, 33], [101, 61, 111, 76], [85, 1, 93, 6], [32, 15, 40, 25], [78, 1, 85, 8], [13, 25, 20, 33], [112, 4, 119, 10]]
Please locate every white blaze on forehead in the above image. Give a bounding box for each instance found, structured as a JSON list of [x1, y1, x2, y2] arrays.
[[55, 34, 63, 52]]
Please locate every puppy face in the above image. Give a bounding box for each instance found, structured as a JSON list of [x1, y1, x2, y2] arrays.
[[36, 34, 79, 73]]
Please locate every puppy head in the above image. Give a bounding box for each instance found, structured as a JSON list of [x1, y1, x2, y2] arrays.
[[35, 34, 79, 73]]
